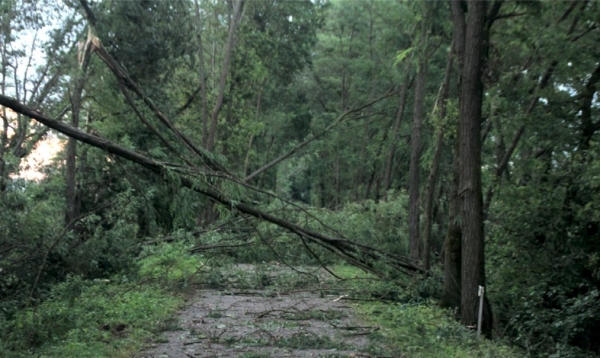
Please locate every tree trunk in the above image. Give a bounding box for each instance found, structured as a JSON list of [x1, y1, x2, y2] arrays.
[[0, 92, 426, 278], [440, 152, 462, 310], [454, 0, 492, 334], [357, 0, 377, 201], [198, 0, 244, 226], [193, 0, 210, 149], [207, 0, 244, 151], [1, 37, 10, 192], [408, 43, 427, 265], [382, 76, 412, 198], [0, 109, 7, 192], [365, 129, 387, 201], [65, 30, 93, 229]]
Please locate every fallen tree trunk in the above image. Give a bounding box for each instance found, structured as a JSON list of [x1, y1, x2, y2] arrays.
[[0, 94, 424, 278]]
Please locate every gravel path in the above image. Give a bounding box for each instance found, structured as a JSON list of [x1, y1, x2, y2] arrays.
[[137, 265, 386, 358]]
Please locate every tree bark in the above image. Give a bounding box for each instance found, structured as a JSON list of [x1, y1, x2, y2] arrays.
[[0, 111, 7, 192], [0, 47, 8, 192], [0, 30, 10, 192], [454, 0, 492, 334], [356, 0, 378, 201], [65, 29, 93, 229], [409, 20, 428, 265], [439, 41, 460, 307], [440, 148, 461, 310]]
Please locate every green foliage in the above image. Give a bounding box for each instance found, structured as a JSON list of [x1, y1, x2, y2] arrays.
[[138, 238, 204, 289], [94, 0, 196, 86], [395, 47, 414, 65], [360, 300, 522, 358], [0, 275, 182, 358], [324, 265, 522, 357], [487, 178, 600, 357], [332, 264, 441, 304], [233, 191, 409, 266], [0, 180, 64, 310]]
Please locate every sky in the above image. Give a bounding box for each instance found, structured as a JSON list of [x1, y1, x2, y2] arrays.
[[3, 109, 64, 181], [17, 135, 64, 181], [2, 1, 72, 181]]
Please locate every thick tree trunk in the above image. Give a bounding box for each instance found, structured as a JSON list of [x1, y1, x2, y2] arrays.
[[440, 133, 461, 310], [455, 0, 492, 334], [421, 130, 442, 271], [409, 46, 427, 265]]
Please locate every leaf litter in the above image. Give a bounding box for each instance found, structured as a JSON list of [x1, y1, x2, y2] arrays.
[[137, 264, 390, 358]]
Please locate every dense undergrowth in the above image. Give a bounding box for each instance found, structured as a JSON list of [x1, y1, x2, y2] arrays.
[[0, 242, 200, 358], [332, 265, 524, 358], [0, 237, 520, 358]]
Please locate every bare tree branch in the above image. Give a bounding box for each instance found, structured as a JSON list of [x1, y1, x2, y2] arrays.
[[0, 94, 424, 278], [244, 87, 399, 183]]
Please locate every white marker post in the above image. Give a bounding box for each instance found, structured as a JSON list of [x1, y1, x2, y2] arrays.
[[477, 285, 485, 339]]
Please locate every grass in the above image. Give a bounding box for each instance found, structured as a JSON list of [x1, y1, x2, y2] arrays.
[[0, 276, 184, 358], [0, 241, 204, 358], [0, 249, 525, 358], [331, 265, 524, 358]]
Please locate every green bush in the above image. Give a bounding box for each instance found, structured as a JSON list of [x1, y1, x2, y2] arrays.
[[0, 274, 182, 357], [360, 300, 523, 358], [138, 237, 204, 288], [234, 191, 411, 265]]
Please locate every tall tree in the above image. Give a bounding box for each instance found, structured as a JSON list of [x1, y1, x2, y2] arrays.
[[449, 0, 494, 333], [408, 14, 428, 265], [65, 28, 93, 229], [207, 0, 244, 151]]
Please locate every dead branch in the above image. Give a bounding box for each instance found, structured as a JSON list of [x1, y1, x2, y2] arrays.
[[0, 94, 423, 279], [190, 241, 254, 252]]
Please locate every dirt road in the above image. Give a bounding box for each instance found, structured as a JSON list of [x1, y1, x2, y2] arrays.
[[138, 265, 388, 358]]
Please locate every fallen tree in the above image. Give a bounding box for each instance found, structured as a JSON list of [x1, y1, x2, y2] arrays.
[[0, 94, 424, 278]]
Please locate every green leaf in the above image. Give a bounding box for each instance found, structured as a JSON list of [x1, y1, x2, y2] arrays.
[[394, 47, 414, 66]]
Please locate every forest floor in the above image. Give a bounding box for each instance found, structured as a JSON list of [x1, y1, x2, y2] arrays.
[[136, 264, 391, 358]]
